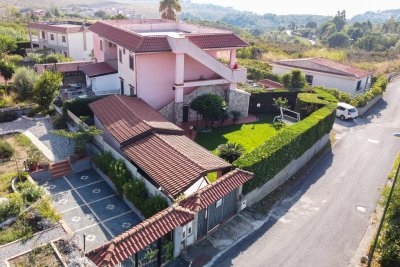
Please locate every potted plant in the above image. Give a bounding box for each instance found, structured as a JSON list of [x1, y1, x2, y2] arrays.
[[27, 148, 41, 172]]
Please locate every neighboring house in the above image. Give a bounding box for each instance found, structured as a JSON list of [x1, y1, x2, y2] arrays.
[[259, 79, 284, 90], [79, 62, 120, 95], [87, 95, 253, 266], [271, 57, 372, 95], [87, 19, 250, 125], [28, 21, 94, 60]]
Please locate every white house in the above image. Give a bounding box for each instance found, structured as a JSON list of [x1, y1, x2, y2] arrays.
[[28, 21, 94, 61], [271, 57, 372, 95]]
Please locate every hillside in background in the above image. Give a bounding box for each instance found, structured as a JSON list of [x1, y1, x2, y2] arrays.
[[350, 9, 400, 24]]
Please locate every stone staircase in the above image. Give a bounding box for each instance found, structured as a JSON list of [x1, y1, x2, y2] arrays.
[[51, 159, 72, 178]]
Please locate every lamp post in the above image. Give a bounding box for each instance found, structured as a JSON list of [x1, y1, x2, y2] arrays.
[[253, 103, 261, 129], [189, 125, 194, 139]]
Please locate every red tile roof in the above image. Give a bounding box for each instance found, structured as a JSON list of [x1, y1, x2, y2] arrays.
[[28, 22, 87, 33], [89, 95, 183, 144], [86, 206, 194, 267], [272, 57, 370, 78], [79, 62, 117, 78], [89, 21, 247, 53], [259, 79, 284, 89], [180, 169, 253, 211], [122, 133, 231, 198], [187, 34, 248, 49], [89, 22, 171, 53]]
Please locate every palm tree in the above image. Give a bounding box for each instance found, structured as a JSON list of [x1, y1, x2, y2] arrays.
[[217, 142, 245, 163], [159, 0, 181, 21]]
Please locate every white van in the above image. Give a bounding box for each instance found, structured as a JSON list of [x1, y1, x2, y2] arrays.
[[336, 102, 358, 120]]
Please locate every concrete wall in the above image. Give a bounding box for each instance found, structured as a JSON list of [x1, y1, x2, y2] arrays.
[[117, 45, 136, 96], [90, 73, 120, 95], [357, 95, 382, 116], [244, 133, 330, 207], [136, 52, 176, 110], [228, 89, 250, 118], [67, 31, 94, 60]]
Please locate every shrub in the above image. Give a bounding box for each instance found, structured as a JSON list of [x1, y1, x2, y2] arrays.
[[0, 111, 17, 122], [94, 151, 114, 174], [52, 114, 68, 129], [0, 192, 23, 221], [63, 97, 103, 118], [217, 142, 245, 163], [0, 140, 14, 160], [107, 159, 130, 190], [123, 179, 148, 210], [18, 182, 44, 203], [143, 195, 168, 218]]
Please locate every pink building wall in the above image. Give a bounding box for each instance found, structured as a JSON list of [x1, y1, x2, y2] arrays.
[[92, 33, 104, 62], [136, 52, 176, 110]]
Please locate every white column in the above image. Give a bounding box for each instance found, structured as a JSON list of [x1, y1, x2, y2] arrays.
[[229, 49, 237, 68], [175, 53, 184, 84], [175, 53, 184, 103]]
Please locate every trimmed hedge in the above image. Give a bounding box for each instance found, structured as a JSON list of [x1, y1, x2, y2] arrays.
[[235, 89, 336, 193], [320, 75, 388, 108], [94, 151, 168, 218], [63, 96, 104, 118]]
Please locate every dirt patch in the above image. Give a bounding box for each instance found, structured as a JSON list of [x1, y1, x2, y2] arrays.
[[8, 243, 63, 267], [0, 133, 47, 176]]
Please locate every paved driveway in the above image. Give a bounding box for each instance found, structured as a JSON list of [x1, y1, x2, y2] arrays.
[[39, 169, 142, 251]]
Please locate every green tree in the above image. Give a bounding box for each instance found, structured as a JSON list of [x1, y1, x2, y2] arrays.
[[33, 71, 62, 111], [327, 32, 350, 48], [282, 69, 306, 89], [94, 10, 108, 19], [190, 93, 227, 127], [0, 60, 15, 88], [13, 67, 39, 100], [109, 14, 127, 20], [217, 142, 245, 163], [159, 0, 181, 21], [0, 35, 17, 58]]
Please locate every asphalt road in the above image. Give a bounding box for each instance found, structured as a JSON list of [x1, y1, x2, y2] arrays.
[[211, 78, 400, 267]]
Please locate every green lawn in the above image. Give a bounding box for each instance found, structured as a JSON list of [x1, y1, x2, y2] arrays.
[[195, 114, 279, 154]]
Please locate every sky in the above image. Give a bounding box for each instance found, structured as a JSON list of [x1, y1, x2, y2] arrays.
[[191, 0, 400, 18]]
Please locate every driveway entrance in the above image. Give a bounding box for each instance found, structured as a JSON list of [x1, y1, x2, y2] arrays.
[[39, 169, 142, 251]]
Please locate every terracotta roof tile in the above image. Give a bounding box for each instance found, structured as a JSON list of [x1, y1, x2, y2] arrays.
[[89, 21, 171, 53], [28, 22, 87, 33], [122, 133, 231, 197], [187, 33, 248, 49], [273, 57, 370, 78], [180, 169, 253, 211], [86, 206, 194, 266], [89, 95, 183, 144], [79, 62, 117, 78], [259, 79, 284, 89]]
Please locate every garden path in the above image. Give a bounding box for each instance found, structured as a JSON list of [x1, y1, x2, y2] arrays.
[[0, 116, 74, 161]]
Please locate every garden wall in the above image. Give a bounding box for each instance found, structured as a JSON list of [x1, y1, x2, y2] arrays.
[[244, 133, 329, 207], [357, 95, 382, 116]]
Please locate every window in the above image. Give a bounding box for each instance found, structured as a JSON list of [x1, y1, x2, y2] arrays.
[[120, 78, 124, 95], [41, 31, 45, 39], [119, 49, 122, 63], [63, 51, 68, 57], [100, 40, 103, 51], [356, 81, 362, 91], [129, 55, 134, 70], [123, 48, 126, 54], [216, 198, 223, 207], [50, 34, 54, 41], [62, 36, 66, 43], [187, 221, 193, 235], [306, 75, 313, 85]]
